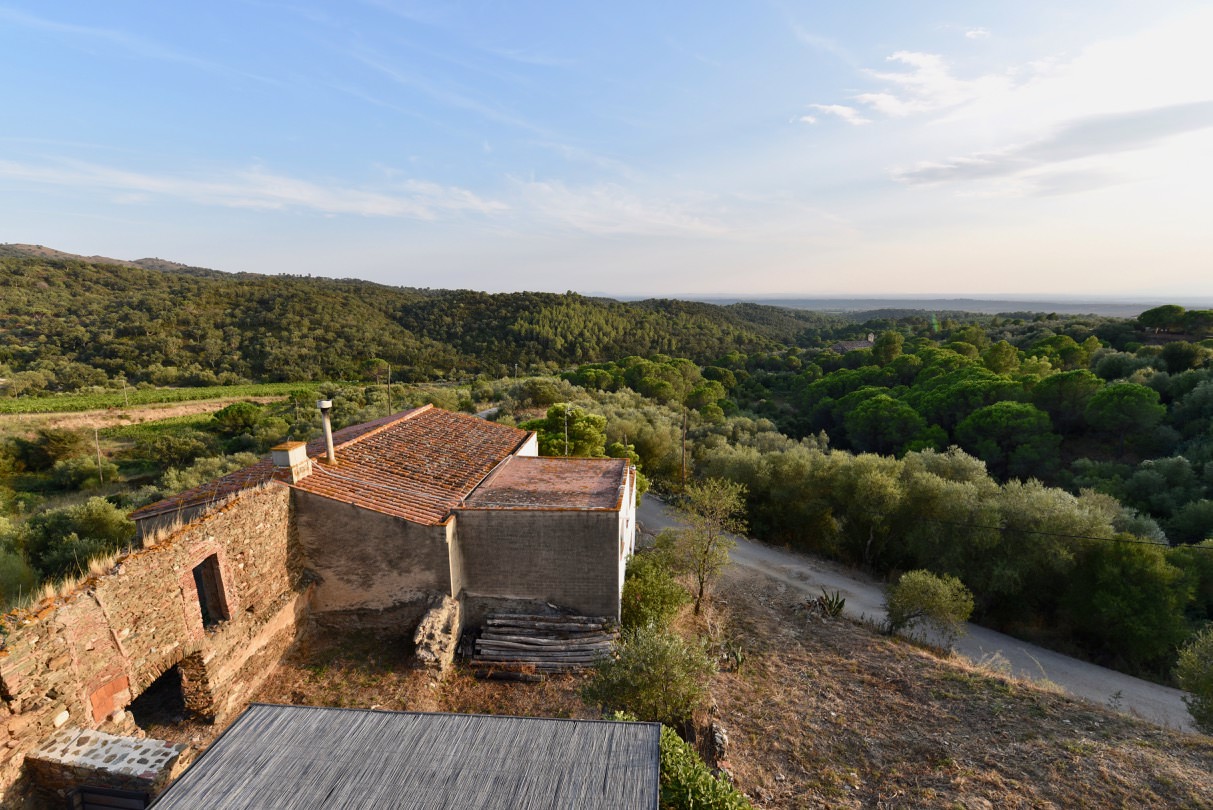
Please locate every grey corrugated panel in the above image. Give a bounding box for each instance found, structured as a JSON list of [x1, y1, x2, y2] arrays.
[[150, 704, 660, 810]]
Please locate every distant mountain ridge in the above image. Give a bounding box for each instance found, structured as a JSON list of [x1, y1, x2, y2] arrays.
[[0, 243, 227, 279], [640, 297, 1213, 319], [0, 248, 848, 389]]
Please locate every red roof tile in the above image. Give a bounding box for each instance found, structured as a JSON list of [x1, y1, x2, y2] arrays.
[[463, 456, 630, 511], [132, 406, 532, 525]]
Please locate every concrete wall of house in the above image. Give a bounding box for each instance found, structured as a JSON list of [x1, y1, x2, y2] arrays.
[[452, 509, 624, 622], [0, 483, 302, 809], [292, 491, 452, 631]]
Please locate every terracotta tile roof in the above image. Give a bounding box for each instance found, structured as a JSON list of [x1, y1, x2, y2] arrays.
[[132, 406, 532, 525], [292, 407, 530, 524], [462, 456, 630, 511], [129, 458, 276, 521]]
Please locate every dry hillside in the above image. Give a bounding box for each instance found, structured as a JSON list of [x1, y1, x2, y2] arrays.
[[141, 566, 1213, 809]]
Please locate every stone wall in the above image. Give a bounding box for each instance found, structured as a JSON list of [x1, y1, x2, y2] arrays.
[[0, 483, 302, 808], [452, 509, 625, 621], [293, 491, 453, 631]]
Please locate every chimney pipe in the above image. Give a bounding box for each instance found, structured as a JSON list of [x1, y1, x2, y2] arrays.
[[317, 400, 336, 464]]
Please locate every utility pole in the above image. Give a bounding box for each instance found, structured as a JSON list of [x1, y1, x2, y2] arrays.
[[386, 363, 392, 416], [680, 406, 687, 491], [94, 428, 104, 486]]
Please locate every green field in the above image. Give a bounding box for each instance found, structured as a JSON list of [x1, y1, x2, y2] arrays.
[[0, 382, 324, 414]]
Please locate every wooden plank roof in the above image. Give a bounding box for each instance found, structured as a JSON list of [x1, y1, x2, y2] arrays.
[[150, 705, 660, 810], [132, 406, 531, 526]]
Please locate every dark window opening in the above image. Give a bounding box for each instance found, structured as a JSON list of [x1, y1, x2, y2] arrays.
[[128, 665, 185, 733], [67, 785, 150, 809], [192, 554, 229, 628]]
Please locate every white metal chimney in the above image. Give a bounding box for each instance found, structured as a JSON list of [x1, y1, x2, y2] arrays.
[[317, 400, 336, 464]]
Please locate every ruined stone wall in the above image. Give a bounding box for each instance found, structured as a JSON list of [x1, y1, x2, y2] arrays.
[[452, 509, 624, 621], [292, 492, 452, 631], [0, 483, 301, 808]]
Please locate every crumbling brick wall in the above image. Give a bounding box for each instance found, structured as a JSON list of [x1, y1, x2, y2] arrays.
[[0, 483, 302, 808]]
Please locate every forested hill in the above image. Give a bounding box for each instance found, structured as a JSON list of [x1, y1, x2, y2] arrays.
[[0, 254, 840, 390]]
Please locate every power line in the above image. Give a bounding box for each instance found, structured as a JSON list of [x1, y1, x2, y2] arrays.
[[918, 517, 1213, 551]]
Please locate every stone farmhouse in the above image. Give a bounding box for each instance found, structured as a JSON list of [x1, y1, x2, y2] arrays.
[[0, 404, 638, 807]]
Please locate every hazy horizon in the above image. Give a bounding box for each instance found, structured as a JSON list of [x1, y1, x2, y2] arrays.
[[3, 2, 1212, 297]]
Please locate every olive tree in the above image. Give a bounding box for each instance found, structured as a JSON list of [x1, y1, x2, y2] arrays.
[[582, 626, 715, 727], [1176, 626, 1213, 733], [884, 570, 974, 648], [665, 478, 747, 614]]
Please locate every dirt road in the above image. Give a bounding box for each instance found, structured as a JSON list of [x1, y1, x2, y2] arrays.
[[638, 494, 1197, 732]]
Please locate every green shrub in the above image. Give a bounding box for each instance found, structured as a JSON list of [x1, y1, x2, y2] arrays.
[[658, 724, 753, 810], [160, 453, 261, 494], [622, 553, 689, 631], [211, 401, 263, 436], [582, 626, 715, 727], [1176, 626, 1213, 733], [19, 497, 134, 580], [50, 456, 120, 490], [0, 549, 38, 607], [884, 569, 975, 648], [134, 431, 216, 467]]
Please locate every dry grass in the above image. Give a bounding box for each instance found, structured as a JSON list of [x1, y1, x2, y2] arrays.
[[253, 630, 440, 714], [707, 566, 1213, 809]]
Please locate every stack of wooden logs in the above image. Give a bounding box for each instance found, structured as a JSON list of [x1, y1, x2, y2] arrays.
[[470, 614, 617, 678]]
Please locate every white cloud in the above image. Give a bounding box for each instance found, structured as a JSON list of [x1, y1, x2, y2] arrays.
[[805, 104, 871, 126], [893, 100, 1213, 194], [0, 158, 506, 219], [855, 51, 1013, 118], [964, 28, 991, 40]]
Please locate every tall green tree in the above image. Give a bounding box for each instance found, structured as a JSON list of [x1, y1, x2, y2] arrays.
[[871, 331, 904, 366], [521, 404, 608, 457], [1085, 382, 1165, 455], [955, 401, 1061, 480]]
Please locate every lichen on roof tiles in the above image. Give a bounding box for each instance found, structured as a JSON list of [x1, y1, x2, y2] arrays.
[[463, 456, 629, 511]]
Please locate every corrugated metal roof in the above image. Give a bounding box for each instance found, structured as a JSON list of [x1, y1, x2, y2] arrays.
[[132, 406, 532, 526], [464, 456, 630, 511], [150, 704, 660, 810]]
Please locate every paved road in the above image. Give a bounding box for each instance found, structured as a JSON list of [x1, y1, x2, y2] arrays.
[[638, 495, 1197, 733]]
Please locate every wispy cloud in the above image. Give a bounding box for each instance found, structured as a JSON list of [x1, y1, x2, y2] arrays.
[[790, 24, 854, 65], [0, 7, 275, 84], [513, 179, 724, 237], [530, 141, 642, 180], [353, 50, 552, 137], [485, 47, 574, 68], [894, 100, 1213, 187], [802, 104, 871, 126], [0, 158, 506, 218], [964, 27, 991, 40], [855, 51, 1011, 118]]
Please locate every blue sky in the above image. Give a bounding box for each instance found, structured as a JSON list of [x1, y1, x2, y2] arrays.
[[2, 1, 1211, 297]]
